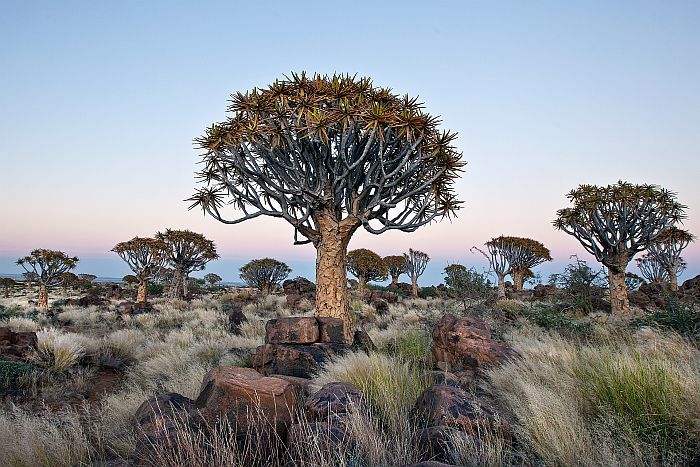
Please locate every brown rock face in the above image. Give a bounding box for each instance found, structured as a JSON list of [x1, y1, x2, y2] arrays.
[[316, 317, 345, 343], [133, 392, 195, 466], [0, 327, 37, 361], [194, 366, 297, 435], [252, 343, 338, 379], [431, 314, 517, 375], [116, 301, 154, 316], [413, 384, 500, 434], [266, 317, 320, 344], [305, 382, 366, 422], [414, 425, 473, 463], [533, 284, 556, 298]]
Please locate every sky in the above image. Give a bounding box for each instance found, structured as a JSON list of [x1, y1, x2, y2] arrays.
[[1, 1, 699, 285]]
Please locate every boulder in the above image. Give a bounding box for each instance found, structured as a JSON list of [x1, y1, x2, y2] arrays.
[[252, 343, 335, 379], [133, 392, 195, 466], [305, 382, 366, 422], [0, 327, 37, 361], [532, 284, 556, 299], [116, 301, 154, 316], [414, 425, 473, 463], [316, 317, 345, 343], [431, 314, 516, 376], [413, 384, 501, 435], [194, 366, 296, 436], [283, 277, 316, 295], [351, 329, 376, 353], [226, 302, 247, 335], [266, 317, 320, 344], [371, 298, 389, 313], [429, 370, 462, 389]]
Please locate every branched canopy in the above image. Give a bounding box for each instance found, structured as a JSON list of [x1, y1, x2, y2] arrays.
[[189, 73, 465, 245], [155, 229, 219, 276], [16, 249, 79, 287], [122, 275, 139, 285], [647, 227, 694, 276], [347, 249, 388, 284], [471, 237, 512, 278], [404, 249, 430, 280], [78, 274, 97, 283], [443, 264, 491, 305], [204, 273, 222, 285], [240, 258, 291, 293], [554, 181, 686, 272], [0, 278, 16, 288], [111, 237, 168, 281], [505, 237, 552, 272], [383, 255, 407, 280]]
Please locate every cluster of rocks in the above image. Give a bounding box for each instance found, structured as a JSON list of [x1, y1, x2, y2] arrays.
[[0, 327, 37, 362], [283, 277, 316, 309], [362, 289, 399, 313], [64, 284, 129, 308], [631, 274, 700, 309]]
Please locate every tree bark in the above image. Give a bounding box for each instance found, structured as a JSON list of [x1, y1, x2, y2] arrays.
[[609, 270, 630, 314], [512, 270, 524, 291], [390, 276, 398, 287], [496, 274, 506, 300], [137, 280, 148, 303], [411, 276, 419, 297], [170, 269, 185, 299], [38, 284, 48, 309], [313, 210, 359, 344], [668, 270, 678, 292], [262, 284, 271, 296], [3, 287, 9, 298], [357, 276, 367, 296]]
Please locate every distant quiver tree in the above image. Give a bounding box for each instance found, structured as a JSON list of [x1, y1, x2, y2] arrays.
[[347, 249, 388, 293], [647, 227, 694, 291], [156, 229, 219, 299], [383, 255, 407, 286], [112, 237, 167, 303], [17, 249, 78, 309], [188, 73, 464, 343], [240, 258, 292, 295]]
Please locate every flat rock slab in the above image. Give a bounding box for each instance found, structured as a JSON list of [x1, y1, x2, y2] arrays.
[[266, 317, 320, 344], [306, 382, 366, 421], [413, 384, 500, 435]]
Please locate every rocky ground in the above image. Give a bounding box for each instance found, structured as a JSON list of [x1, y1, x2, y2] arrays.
[[0, 278, 698, 466]]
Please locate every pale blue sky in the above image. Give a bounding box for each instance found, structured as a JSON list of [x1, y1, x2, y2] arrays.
[[1, 1, 699, 284]]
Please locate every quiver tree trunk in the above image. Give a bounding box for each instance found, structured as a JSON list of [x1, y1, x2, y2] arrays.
[[261, 284, 271, 296], [496, 274, 506, 300], [170, 269, 185, 299], [512, 270, 524, 291], [609, 270, 630, 314], [390, 276, 398, 287], [3, 287, 9, 298], [668, 270, 679, 292], [38, 284, 48, 309], [411, 277, 419, 297], [357, 276, 367, 296], [313, 211, 359, 345], [137, 280, 148, 303]]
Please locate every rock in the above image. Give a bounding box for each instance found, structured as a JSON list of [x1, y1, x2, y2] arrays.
[[415, 425, 474, 463], [252, 343, 335, 378], [0, 327, 37, 361], [431, 314, 517, 375], [266, 317, 320, 344], [682, 274, 700, 293], [270, 374, 313, 399], [351, 329, 376, 353], [316, 317, 345, 343], [371, 298, 389, 313], [116, 301, 154, 316], [532, 284, 556, 298], [413, 384, 501, 435], [287, 421, 351, 461], [364, 290, 399, 304], [227, 303, 247, 335], [305, 382, 366, 422], [194, 366, 296, 436], [283, 277, 316, 295], [387, 282, 413, 296], [133, 392, 195, 466], [430, 370, 462, 388]]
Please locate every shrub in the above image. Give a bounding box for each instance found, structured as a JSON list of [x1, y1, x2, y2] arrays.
[[147, 283, 164, 297], [382, 328, 432, 367], [443, 265, 491, 310], [0, 361, 35, 390], [633, 299, 699, 337], [0, 304, 20, 321], [548, 256, 607, 314], [524, 304, 591, 337], [36, 329, 85, 372]]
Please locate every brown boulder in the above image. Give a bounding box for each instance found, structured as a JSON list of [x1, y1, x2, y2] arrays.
[[413, 384, 501, 435], [133, 392, 194, 466], [431, 314, 516, 375], [414, 425, 473, 463], [351, 329, 377, 353], [0, 327, 37, 361], [283, 277, 316, 295], [252, 343, 335, 379], [227, 303, 247, 334], [305, 382, 366, 422], [194, 366, 296, 435], [532, 284, 556, 298], [266, 317, 320, 344], [316, 317, 345, 343], [116, 301, 154, 316]]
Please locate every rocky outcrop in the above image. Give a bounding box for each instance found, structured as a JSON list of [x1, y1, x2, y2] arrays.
[[305, 382, 366, 421], [266, 317, 320, 344], [431, 314, 517, 380], [252, 343, 340, 378], [0, 327, 37, 361], [532, 284, 556, 299], [413, 384, 501, 433], [283, 277, 316, 309], [116, 301, 154, 316]]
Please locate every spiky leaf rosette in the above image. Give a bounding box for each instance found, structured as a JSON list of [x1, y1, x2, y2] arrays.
[[239, 258, 291, 293], [383, 255, 407, 279], [155, 229, 219, 275], [16, 249, 79, 287], [347, 249, 388, 283], [554, 181, 686, 271], [503, 237, 552, 271], [403, 248, 430, 279], [111, 237, 168, 281], [189, 72, 465, 244]]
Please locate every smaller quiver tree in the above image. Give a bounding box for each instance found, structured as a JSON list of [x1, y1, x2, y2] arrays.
[[112, 237, 167, 303], [156, 229, 219, 299], [635, 254, 669, 284], [506, 238, 552, 291], [471, 237, 512, 300], [204, 273, 222, 286], [383, 255, 407, 286], [0, 278, 16, 298], [60, 272, 78, 293], [647, 227, 694, 291], [17, 249, 79, 309], [240, 258, 291, 295], [347, 249, 388, 293], [78, 274, 97, 284], [404, 249, 430, 297], [554, 182, 686, 314]]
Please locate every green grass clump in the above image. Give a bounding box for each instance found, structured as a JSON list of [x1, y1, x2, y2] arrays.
[[524, 304, 590, 336], [0, 361, 35, 390], [383, 328, 432, 367]]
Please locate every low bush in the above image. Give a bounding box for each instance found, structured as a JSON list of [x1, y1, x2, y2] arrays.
[[633, 299, 699, 337], [524, 304, 591, 336], [0, 361, 35, 390]]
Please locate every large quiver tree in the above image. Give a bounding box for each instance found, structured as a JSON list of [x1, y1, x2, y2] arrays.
[[156, 229, 219, 299], [404, 249, 430, 297], [112, 237, 167, 303], [647, 227, 694, 291], [554, 181, 686, 313], [240, 258, 291, 295], [16, 249, 78, 309], [347, 249, 388, 293], [189, 73, 464, 343], [506, 238, 552, 291]]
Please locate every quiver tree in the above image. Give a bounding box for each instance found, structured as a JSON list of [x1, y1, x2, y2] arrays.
[[0, 278, 16, 298], [636, 254, 669, 284], [111, 237, 167, 303], [347, 249, 388, 293], [204, 273, 222, 286], [404, 249, 430, 297], [78, 274, 96, 284], [625, 272, 644, 292], [554, 181, 686, 314], [506, 238, 552, 291], [22, 272, 38, 289], [189, 73, 464, 343], [383, 255, 407, 286], [155, 229, 219, 299], [240, 258, 291, 295], [471, 237, 513, 300], [647, 227, 694, 291], [60, 272, 78, 293], [16, 249, 79, 309]]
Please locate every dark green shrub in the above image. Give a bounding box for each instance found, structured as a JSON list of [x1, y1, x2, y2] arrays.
[[633, 298, 699, 337], [443, 265, 491, 310], [148, 283, 164, 296], [524, 304, 591, 336], [0, 304, 20, 321], [0, 360, 36, 390], [418, 286, 438, 299], [548, 256, 607, 314]]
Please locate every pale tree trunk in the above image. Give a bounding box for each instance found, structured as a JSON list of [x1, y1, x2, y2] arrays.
[[38, 284, 48, 309], [182, 275, 189, 298], [358, 276, 367, 296], [3, 287, 9, 298], [170, 269, 185, 299], [411, 276, 419, 297], [496, 274, 506, 300], [609, 270, 630, 314], [262, 284, 271, 296], [137, 280, 148, 303], [668, 270, 678, 292], [313, 210, 359, 344], [390, 276, 398, 286], [512, 270, 524, 291]]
